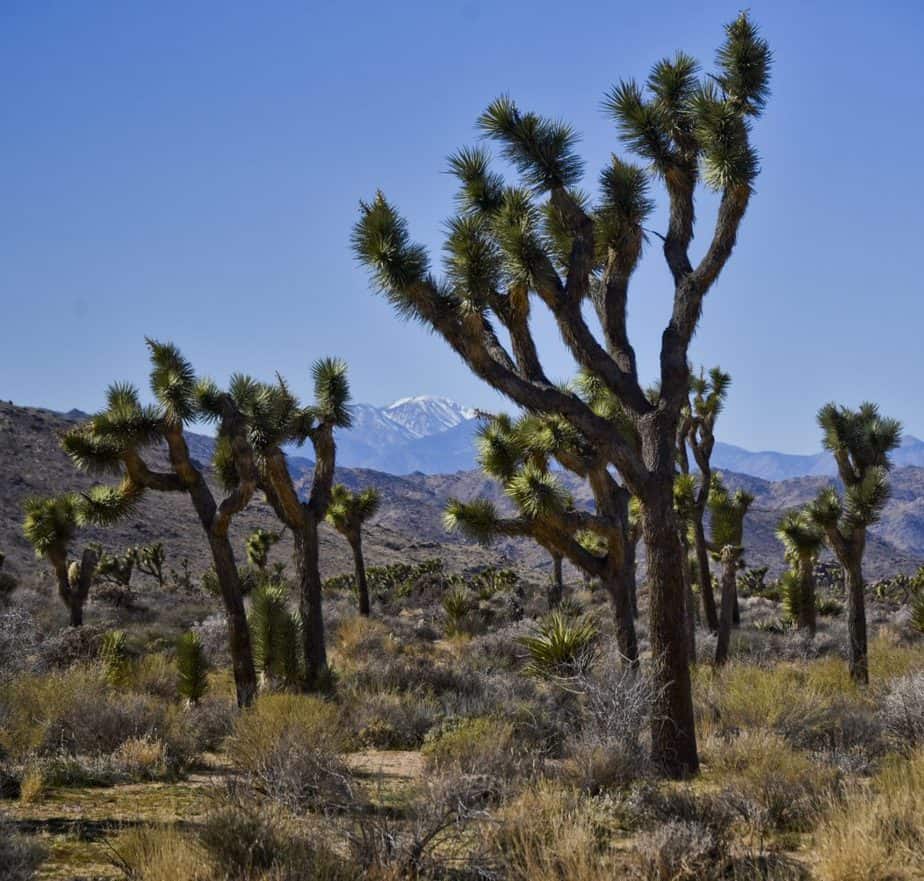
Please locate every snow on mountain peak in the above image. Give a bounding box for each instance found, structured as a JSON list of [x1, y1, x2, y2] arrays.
[[382, 396, 476, 438]]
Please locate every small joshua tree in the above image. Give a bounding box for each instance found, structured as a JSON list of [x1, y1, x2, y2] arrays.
[[61, 340, 259, 706], [445, 410, 638, 665], [248, 580, 301, 689], [354, 15, 772, 776], [708, 475, 753, 665], [677, 367, 730, 632], [22, 493, 115, 626], [808, 402, 901, 683], [246, 528, 283, 574], [90, 543, 136, 589], [777, 510, 824, 635], [326, 484, 381, 616], [134, 542, 167, 587], [225, 359, 351, 691], [176, 631, 209, 704]]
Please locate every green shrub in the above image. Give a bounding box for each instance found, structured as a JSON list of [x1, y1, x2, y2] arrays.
[[177, 632, 210, 704], [249, 583, 301, 688], [101, 629, 132, 688], [518, 612, 597, 678], [423, 716, 518, 777]]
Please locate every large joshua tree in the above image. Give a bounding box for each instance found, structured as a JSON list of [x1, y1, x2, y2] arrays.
[[61, 340, 260, 707], [677, 367, 731, 632], [353, 15, 771, 774], [776, 509, 824, 636], [707, 475, 753, 666], [326, 484, 381, 616], [445, 410, 639, 665], [808, 403, 901, 683], [223, 360, 351, 691]]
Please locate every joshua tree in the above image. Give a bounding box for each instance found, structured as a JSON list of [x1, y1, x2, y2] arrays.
[[326, 484, 381, 616], [90, 543, 136, 589], [249, 580, 301, 689], [445, 410, 638, 666], [677, 367, 730, 632], [708, 476, 753, 666], [61, 340, 259, 707], [225, 360, 351, 691], [672, 473, 699, 659], [777, 510, 824, 635], [353, 15, 771, 775], [134, 542, 167, 587], [807, 402, 901, 683], [176, 631, 209, 704], [22, 493, 110, 626], [246, 527, 283, 574]]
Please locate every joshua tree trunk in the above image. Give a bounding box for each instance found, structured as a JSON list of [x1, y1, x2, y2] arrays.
[[798, 556, 817, 636], [53, 546, 98, 629], [732, 589, 741, 626], [694, 521, 718, 632], [714, 549, 738, 666], [549, 553, 564, 609], [296, 521, 328, 689], [845, 555, 868, 684], [351, 531, 371, 617], [601, 564, 638, 668], [641, 468, 698, 777], [682, 547, 696, 663], [625, 537, 638, 619]]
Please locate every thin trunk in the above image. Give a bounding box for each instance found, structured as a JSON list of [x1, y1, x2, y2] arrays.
[[601, 565, 639, 669], [682, 541, 696, 662], [548, 554, 563, 609], [209, 535, 257, 708], [642, 472, 699, 777], [732, 587, 741, 627], [798, 556, 817, 636], [714, 551, 737, 666], [845, 557, 868, 684], [296, 520, 328, 690], [351, 532, 370, 617], [625, 538, 639, 619], [693, 520, 718, 632], [69, 596, 84, 627]]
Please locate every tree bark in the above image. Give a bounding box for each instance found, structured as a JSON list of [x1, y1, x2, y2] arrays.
[[798, 556, 817, 636], [548, 553, 564, 609], [296, 521, 328, 690], [641, 471, 699, 777], [625, 537, 638, 619], [601, 566, 638, 668], [714, 551, 737, 666], [693, 520, 718, 632], [845, 558, 868, 684], [351, 531, 371, 617], [732, 588, 741, 627], [682, 545, 696, 663]]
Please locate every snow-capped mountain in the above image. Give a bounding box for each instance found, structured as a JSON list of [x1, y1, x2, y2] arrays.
[[383, 396, 476, 438]]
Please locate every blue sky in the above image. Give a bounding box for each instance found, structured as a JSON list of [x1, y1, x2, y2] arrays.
[[1, 0, 922, 453]]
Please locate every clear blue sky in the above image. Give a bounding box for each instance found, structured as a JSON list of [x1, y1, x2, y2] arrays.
[[1, 0, 922, 453]]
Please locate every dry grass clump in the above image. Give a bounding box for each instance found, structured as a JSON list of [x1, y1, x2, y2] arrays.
[[814, 750, 924, 881], [346, 689, 439, 749], [0, 818, 46, 881], [635, 819, 725, 881], [880, 671, 924, 753], [227, 693, 353, 812], [422, 715, 519, 778]]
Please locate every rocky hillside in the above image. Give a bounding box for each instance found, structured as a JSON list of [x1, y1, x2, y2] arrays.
[[1, 403, 922, 591]]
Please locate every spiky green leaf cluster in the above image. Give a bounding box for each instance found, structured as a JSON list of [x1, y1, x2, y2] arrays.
[[443, 498, 500, 545], [248, 581, 301, 686], [715, 12, 773, 117], [312, 357, 352, 428], [146, 338, 198, 426], [518, 611, 598, 678], [176, 631, 210, 703], [776, 510, 824, 562], [101, 629, 131, 687], [707, 474, 753, 550], [818, 402, 902, 477], [80, 482, 143, 527], [326, 484, 380, 534], [23, 494, 82, 556], [506, 462, 569, 519]]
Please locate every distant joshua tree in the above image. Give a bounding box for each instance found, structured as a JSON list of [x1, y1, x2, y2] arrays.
[[246, 527, 283, 574], [326, 484, 381, 616], [808, 402, 901, 683], [445, 410, 638, 666], [61, 340, 259, 707], [134, 542, 167, 587], [22, 493, 111, 626], [708, 475, 753, 666], [353, 14, 772, 776], [776, 510, 824, 635], [677, 367, 731, 632], [224, 360, 351, 691]]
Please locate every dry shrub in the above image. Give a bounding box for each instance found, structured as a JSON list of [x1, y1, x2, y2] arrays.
[[423, 716, 519, 778], [814, 750, 924, 881], [113, 736, 168, 780], [112, 825, 211, 881], [18, 765, 45, 804], [227, 693, 352, 812], [881, 671, 924, 754], [0, 818, 46, 881], [186, 694, 237, 752], [348, 689, 438, 748], [489, 782, 625, 881], [635, 819, 724, 881], [129, 652, 178, 699]]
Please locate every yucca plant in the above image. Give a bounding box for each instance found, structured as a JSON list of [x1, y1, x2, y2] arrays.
[[808, 402, 901, 683], [442, 585, 474, 636], [176, 631, 209, 704], [518, 612, 598, 679], [101, 629, 132, 688], [354, 14, 771, 778], [326, 484, 380, 616], [249, 582, 301, 689]]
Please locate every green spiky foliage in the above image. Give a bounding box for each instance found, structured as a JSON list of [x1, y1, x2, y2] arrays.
[[444, 406, 639, 664], [326, 484, 380, 616], [677, 367, 731, 633], [61, 340, 260, 708], [518, 611, 598, 679], [708, 475, 753, 666], [226, 360, 351, 692], [776, 510, 824, 634], [134, 542, 167, 587], [353, 14, 770, 779], [248, 582, 301, 689], [90, 544, 136, 588], [246, 528, 282, 573], [807, 402, 902, 683], [101, 629, 131, 688], [176, 631, 210, 704], [22, 493, 103, 626]]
